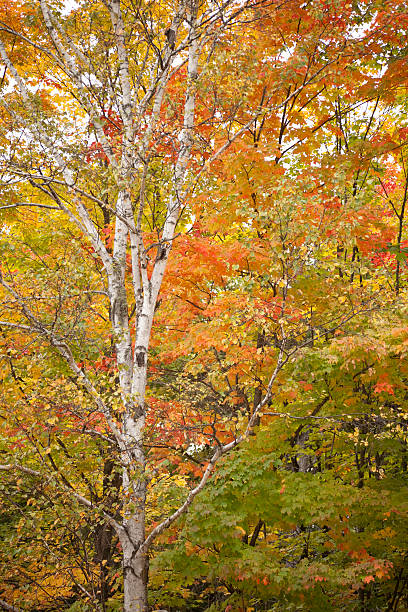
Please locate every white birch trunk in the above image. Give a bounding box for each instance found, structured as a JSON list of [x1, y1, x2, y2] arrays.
[[120, 519, 148, 612]]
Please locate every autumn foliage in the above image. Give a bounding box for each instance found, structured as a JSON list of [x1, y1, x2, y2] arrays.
[[0, 0, 408, 610]]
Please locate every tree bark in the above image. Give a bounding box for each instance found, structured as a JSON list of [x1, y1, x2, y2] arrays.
[[121, 519, 149, 612]]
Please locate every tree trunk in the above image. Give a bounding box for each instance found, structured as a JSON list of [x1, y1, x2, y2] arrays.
[[123, 552, 148, 612], [121, 517, 149, 611]]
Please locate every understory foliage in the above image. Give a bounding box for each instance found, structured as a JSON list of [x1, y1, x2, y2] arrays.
[[0, 0, 408, 610]]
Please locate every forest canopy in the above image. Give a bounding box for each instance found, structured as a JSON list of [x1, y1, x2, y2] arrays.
[[0, 0, 408, 610]]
